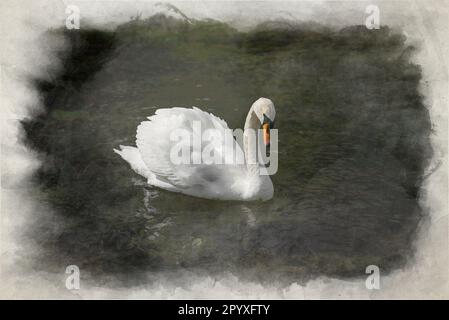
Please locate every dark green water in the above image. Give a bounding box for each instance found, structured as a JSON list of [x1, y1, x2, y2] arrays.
[[23, 16, 431, 284]]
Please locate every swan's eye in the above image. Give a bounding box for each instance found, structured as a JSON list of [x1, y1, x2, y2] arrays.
[[263, 114, 274, 129]]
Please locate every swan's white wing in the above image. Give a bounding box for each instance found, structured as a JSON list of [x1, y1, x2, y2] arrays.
[[136, 107, 244, 190]]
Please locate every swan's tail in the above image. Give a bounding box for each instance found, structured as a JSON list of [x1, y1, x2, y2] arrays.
[[113, 145, 150, 178]]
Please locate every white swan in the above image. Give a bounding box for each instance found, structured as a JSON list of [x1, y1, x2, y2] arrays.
[[114, 97, 276, 201]]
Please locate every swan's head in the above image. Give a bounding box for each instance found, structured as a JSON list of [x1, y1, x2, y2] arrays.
[[252, 97, 276, 124], [252, 97, 275, 145]]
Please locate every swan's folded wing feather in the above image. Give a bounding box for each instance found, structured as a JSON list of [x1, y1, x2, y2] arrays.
[[136, 107, 243, 189], [136, 116, 188, 188]]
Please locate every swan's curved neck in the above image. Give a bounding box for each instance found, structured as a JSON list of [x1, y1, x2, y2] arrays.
[[243, 107, 260, 175], [244, 106, 260, 131]]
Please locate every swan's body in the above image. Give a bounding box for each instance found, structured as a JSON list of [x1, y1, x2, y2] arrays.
[[114, 98, 276, 201]]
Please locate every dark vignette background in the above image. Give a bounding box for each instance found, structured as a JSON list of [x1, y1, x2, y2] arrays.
[[21, 15, 432, 285]]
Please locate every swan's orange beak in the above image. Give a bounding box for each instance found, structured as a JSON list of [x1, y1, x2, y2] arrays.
[[262, 123, 270, 146]]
